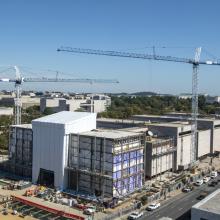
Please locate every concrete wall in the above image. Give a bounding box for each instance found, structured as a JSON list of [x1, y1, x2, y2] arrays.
[[198, 129, 211, 157], [177, 133, 191, 168], [213, 127, 220, 152], [151, 154, 173, 176]]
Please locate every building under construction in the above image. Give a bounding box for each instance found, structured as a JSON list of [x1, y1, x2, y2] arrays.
[[6, 124, 33, 177], [66, 130, 145, 198]]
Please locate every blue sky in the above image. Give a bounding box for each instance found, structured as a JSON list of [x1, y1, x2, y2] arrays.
[[0, 0, 220, 94]]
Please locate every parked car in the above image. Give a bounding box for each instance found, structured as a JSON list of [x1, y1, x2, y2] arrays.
[[197, 192, 208, 200], [208, 181, 216, 187], [12, 210, 18, 215], [211, 171, 218, 179], [208, 181, 217, 187], [182, 186, 193, 192], [195, 179, 203, 186], [203, 176, 211, 183], [2, 208, 8, 215], [127, 211, 144, 220], [146, 202, 161, 211]]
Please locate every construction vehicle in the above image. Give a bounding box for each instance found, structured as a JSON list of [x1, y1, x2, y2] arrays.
[[24, 188, 35, 197]]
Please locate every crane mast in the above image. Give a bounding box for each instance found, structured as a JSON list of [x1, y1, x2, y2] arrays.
[[57, 46, 220, 166], [14, 66, 22, 125], [191, 48, 201, 164]]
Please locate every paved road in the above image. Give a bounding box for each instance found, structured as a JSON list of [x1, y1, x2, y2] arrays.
[[139, 182, 220, 220]]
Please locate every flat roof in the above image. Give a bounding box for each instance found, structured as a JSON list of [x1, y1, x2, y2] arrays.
[[79, 129, 143, 139], [133, 114, 220, 123], [12, 124, 32, 129], [97, 117, 190, 128], [148, 122, 191, 128], [192, 189, 220, 215], [97, 118, 143, 124], [32, 111, 96, 124], [119, 127, 148, 133]]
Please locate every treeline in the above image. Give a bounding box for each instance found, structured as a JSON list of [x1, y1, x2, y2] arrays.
[[99, 95, 219, 119]]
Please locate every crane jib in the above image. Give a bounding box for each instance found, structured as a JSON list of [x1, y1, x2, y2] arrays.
[[57, 47, 220, 66]]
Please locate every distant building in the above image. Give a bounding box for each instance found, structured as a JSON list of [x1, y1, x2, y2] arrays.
[[178, 93, 192, 99], [206, 96, 220, 104], [40, 94, 111, 113], [191, 189, 220, 220], [0, 107, 13, 116], [0, 94, 40, 109], [178, 93, 208, 100]]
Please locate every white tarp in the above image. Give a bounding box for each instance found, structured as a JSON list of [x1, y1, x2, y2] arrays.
[[32, 111, 96, 189]]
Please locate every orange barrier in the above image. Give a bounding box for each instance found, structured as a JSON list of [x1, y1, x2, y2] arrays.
[[12, 195, 85, 220]]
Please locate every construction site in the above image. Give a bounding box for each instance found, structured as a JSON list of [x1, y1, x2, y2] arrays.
[[0, 48, 220, 219], [0, 108, 220, 219], [1, 1, 220, 219]]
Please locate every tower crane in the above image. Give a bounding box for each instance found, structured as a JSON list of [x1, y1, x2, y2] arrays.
[[0, 65, 119, 125], [57, 46, 220, 165]]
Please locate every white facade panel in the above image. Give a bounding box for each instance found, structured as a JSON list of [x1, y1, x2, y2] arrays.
[[32, 122, 65, 188]]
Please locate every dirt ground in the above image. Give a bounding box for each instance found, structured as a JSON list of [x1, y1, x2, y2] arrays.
[[0, 205, 36, 220]]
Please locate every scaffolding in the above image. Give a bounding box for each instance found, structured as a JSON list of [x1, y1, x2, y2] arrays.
[[67, 134, 113, 198], [6, 126, 33, 177], [67, 132, 145, 199]]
